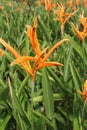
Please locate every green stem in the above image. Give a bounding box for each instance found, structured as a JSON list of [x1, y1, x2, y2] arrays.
[[31, 80, 35, 130], [31, 80, 35, 109]]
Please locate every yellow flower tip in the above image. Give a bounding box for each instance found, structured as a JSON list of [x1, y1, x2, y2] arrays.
[[34, 17, 37, 28], [10, 62, 14, 66]]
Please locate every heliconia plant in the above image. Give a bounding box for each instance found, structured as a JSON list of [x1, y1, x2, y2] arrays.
[[53, 3, 78, 35], [71, 11, 87, 41]]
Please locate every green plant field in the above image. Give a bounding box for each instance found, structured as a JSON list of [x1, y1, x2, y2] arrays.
[[0, 0, 87, 130]]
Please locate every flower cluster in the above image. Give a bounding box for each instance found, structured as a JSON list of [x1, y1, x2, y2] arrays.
[[71, 11, 87, 41]]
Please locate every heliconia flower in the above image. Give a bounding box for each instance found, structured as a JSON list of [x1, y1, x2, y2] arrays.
[[0, 18, 69, 81], [78, 80, 87, 100], [71, 11, 87, 41], [53, 4, 77, 35], [0, 5, 4, 10], [45, 0, 57, 13], [16, 6, 22, 12], [75, 0, 80, 6], [7, 2, 13, 7], [71, 22, 87, 41], [22, 0, 27, 5], [84, 0, 87, 6], [10, 38, 68, 81], [0, 49, 4, 56], [79, 11, 87, 30], [67, 0, 73, 7], [37, 0, 57, 13], [54, 4, 77, 25]]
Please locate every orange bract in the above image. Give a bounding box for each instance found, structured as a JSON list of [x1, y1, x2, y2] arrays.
[[37, 0, 57, 12], [0, 49, 4, 56], [78, 81, 87, 100], [53, 4, 77, 35], [79, 11, 87, 30], [67, 0, 73, 7], [0, 5, 4, 10], [25, 17, 41, 57], [71, 23, 87, 41], [54, 4, 77, 26], [75, 0, 80, 5], [84, 0, 87, 6], [71, 11, 87, 41]]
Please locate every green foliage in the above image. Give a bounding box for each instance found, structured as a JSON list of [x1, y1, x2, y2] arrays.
[[0, 0, 87, 130]]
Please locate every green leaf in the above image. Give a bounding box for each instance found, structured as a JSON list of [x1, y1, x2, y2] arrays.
[[47, 67, 72, 94], [64, 43, 73, 83], [33, 93, 63, 103], [18, 74, 29, 96], [54, 113, 66, 125], [70, 62, 81, 90], [34, 117, 47, 130], [57, 107, 73, 122], [38, 17, 50, 43], [0, 115, 11, 130], [29, 108, 54, 129], [12, 91, 31, 130], [0, 87, 11, 108], [0, 79, 6, 88], [65, 34, 87, 65], [73, 93, 80, 130], [42, 68, 54, 120]]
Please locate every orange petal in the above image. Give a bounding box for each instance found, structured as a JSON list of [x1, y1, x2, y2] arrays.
[[0, 49, 4, 56], [11, 56, 34, 77], [35, 61, 63, 71], [71, 22, 86, 41], [42, 39, 69, 62], [33, 46, 49, 69], [11, 56, 37, 66], [0, 38, 20, 58], [22, 61, 34, 77], [25, 18, 41, 56]]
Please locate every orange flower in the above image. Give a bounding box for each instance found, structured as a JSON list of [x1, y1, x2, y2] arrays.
[[78, 81, 87, 100], [45, 0, 53, 13], [16, 6, 22, 12], [0, 5, 4, 10], [54, 4, 77, 26], [7, 2, 13, 7], [79, 11, 87, 30], [67, 0, 73, 7], [53, 4, 77, 35], [71, 23, 87, 41], [75, 0, 80, 6], [0, 49, 4, 56], [22, 0, 27, 5], [84, 0, 87, 6], [0, 18, 69, 81], [71, 11, 87, 41], [37, 0, 57, 13]]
